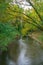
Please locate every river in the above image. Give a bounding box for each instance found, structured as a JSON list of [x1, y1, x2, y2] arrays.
[[0, 37, 43, 65]]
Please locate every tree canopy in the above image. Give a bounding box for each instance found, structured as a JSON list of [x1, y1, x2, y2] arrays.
[[0, 0, 43, 51]]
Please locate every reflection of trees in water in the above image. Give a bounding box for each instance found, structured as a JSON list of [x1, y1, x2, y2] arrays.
[[8, 40, 20, 62], [0, 51, 7, 65], [0, 38, 43, 65]]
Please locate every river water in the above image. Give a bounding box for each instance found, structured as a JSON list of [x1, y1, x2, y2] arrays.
[[0, 37, 43, 65]]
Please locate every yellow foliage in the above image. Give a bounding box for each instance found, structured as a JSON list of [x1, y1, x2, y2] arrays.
[[21, 23, 31, 36]]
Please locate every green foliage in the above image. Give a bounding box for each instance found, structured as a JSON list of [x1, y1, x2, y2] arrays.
[[37, 32, 43, 42], [0, 1, 23, 51], [0, 0, 43, 51], [0, 0, 12, 3], [0, 22, 20, 51]]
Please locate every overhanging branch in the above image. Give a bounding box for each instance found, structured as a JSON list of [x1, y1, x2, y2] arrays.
[[7, 7, 43, 31], [28, 1, 43, 21]]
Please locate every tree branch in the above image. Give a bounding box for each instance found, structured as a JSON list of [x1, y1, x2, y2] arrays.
[[7, 7, 43, 31], [28, 1, 43, 22]]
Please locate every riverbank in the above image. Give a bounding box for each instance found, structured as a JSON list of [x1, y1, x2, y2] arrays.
[[28, 31, 43, 45]]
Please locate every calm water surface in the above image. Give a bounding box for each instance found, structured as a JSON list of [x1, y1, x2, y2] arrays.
[[0, 38, 43, 65]]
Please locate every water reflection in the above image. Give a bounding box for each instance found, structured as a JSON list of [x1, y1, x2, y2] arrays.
[[6, 56, 16, 65], [0, 38, 43, 65], [17, 39, 31, 65], [0, 51, 7, 65]]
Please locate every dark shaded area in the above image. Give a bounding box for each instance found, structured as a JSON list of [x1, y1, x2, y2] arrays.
[[0, 50, 8, 65]]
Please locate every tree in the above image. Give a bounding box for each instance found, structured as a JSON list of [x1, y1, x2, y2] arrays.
[[0, 0, 21, 51], [26, 0, 43, 22], [0, 0, 43, 51]]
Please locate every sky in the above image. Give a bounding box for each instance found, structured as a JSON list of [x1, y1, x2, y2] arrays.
[[13, 0, 32, 10]]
